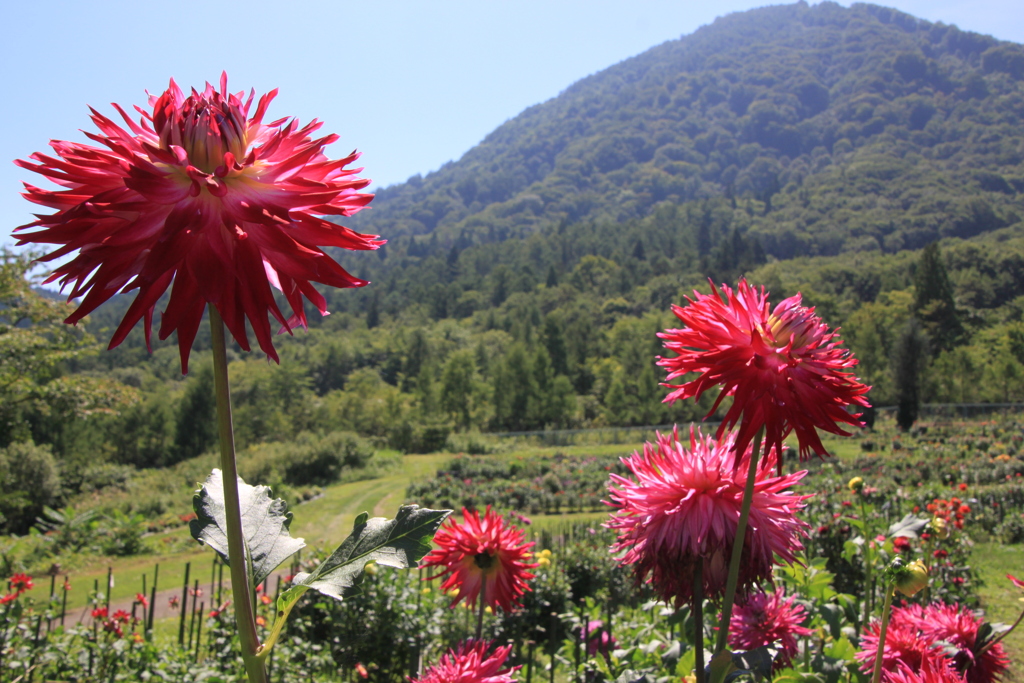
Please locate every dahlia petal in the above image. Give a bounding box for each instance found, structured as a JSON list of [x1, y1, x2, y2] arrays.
[[108, 270, 174, 350]]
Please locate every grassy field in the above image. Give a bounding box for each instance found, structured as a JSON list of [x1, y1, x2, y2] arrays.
[[974, 542, 1024, 682]]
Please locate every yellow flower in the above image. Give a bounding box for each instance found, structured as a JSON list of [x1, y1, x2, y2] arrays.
[[848, 477, 864, 493]]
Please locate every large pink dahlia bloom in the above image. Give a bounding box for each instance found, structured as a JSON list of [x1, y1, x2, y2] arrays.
[[14, 74, 379, 372], [658, 280, 870, 466], [858, 603, 1008, 683], [605, 427, 810, 607], [422, 507, 537, 612], [412, 641, 518, 683], [728, 590, 813, 670]]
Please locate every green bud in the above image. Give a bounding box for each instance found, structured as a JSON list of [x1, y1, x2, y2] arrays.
[[887, 556, 929, 597]]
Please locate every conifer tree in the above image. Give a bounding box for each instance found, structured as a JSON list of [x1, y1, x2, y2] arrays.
[[893, 318, 928, 431], [913, 243, 962, 352]]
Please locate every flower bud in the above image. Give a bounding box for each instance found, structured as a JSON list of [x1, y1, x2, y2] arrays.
[[892, 558, 929, 597], [848, 477, 864, 493], [928, 516, 949, 539]]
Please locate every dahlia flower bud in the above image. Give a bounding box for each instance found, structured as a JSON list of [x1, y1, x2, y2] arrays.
[[928, 516, 949, 539], [848, 477, 865, 493], [888, 557, 929, 597]]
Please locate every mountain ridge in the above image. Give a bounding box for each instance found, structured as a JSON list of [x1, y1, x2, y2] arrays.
[[344, 1, 1024, 260]]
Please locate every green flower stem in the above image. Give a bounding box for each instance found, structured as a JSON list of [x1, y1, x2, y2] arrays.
[[861, 497, 873, 628], [713, 426, 765, 656], [476, 576, 487, 640], [870, 584, 896, 683], [210, 307, 268, 683], [258, 586, 309, 661], [693, 560, 705, 683]]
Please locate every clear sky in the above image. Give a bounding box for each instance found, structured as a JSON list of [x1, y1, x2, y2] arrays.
[[3, 0, 1022, 251]]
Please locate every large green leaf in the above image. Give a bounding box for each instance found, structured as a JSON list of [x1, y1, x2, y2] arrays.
[[189, 469, 305, 587], [282, 505, 450, 605], [887, 513, 930, 539]]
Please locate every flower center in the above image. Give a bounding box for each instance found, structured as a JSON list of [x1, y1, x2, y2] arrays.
[[474, 552, 496, 571], [155, 87, 249, 175]]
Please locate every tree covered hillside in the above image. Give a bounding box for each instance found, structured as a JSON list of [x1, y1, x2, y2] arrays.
[[8, 2, 1024, 533], [346, 1, 1024, 259]]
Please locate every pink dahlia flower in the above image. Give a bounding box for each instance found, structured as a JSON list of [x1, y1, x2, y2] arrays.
[[412, 641, 518, 683], [15, 74, 379, 373], [858, 603, 1008, 683], [857, 612, 945, 676], [728, 590, 812, 670], [658, 279, 870, 467], [581, 620, 617, 656], [886, 661, 967, 683], [422, 507, 537, 612], [605, 427, 809, 606]]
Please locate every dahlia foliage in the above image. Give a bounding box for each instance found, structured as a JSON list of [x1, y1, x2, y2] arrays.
[[728, 590, 813, 670], [411, 641, 518, 683], [422, 507, 537, 612], [857, 602, 1008, 683], [658, 279, 870, 465], [605, 427, 810, 607], [14, 73, 379, 372]]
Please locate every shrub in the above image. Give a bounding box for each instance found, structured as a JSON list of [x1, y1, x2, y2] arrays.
[[0, 441, 62, 534]]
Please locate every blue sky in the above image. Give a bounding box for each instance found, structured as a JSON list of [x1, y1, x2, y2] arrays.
[[3, 0, 1022, 251]]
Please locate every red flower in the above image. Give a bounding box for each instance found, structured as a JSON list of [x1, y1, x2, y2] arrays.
[[858, 610, 945, 676], [355, 663, 369, 679], [885, 661, 966, 683], [658, 280, 870, 467], [0, 593, 16, 605], [915, 603, 1008, 683], [729, 591, 813, 670], [168, 595, 180, 609], [9, 573, 33, 595], [893, 536, 912, 554], [411, 641, 518, 683], [112, 609, 132, 624], [14, 74, 379, 373], [858, 603, 1008, 683], [422, 507, 536, 612], [135, 593, 149, 608], [605, 427, 810, 607], [1009, 574, 1024, 591], [91, 606, 109, 620]]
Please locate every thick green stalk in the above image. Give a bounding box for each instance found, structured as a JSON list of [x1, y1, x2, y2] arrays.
[[870, 585, 896, 683], [713, 427, 765, 655], [693, 561, 705, 683], [475, 577, 487, 640], [210, 307, 268, 683], [861, 497, 873, 629]]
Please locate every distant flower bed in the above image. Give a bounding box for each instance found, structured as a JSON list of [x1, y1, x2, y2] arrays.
[[406, 453, 630, 514]]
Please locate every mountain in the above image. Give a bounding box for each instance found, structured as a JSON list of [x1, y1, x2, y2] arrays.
[[345, 1, 1024, 260], [11, 1, 1024, 505]]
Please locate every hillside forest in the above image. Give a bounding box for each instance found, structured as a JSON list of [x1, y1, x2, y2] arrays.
[[4, 1, 1024, 535]]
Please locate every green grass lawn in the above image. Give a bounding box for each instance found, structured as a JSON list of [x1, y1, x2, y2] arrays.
[[19, 452, 450, 613], [974, 542, 1024, 682]]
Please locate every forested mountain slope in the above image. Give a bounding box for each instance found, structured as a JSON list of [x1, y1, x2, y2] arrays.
[[346, 1, 1024, 260], [7, 3, 1024, 533]]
